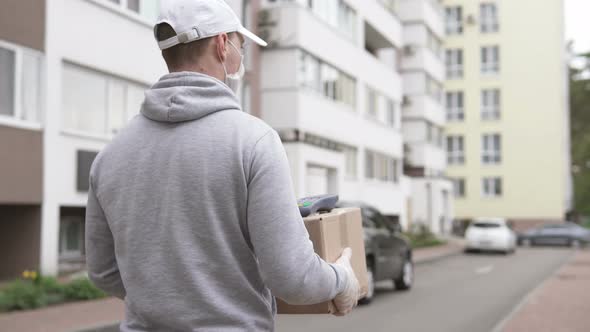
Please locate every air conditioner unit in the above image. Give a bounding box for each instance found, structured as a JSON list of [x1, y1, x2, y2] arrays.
[[403, 45, 417, 56], [465, 14, 477, 26], [402, 95, 412, 107]]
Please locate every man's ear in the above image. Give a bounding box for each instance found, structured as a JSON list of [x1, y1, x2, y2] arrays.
[[215, 33, 229, 62]]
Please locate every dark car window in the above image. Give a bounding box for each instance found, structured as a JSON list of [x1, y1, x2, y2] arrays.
[[364, 208, 387, 230], [543, 225, 565, 230], [473, 222, 501, 228]]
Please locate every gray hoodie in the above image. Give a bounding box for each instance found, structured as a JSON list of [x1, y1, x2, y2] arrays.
[[85, 72, 346, 331]]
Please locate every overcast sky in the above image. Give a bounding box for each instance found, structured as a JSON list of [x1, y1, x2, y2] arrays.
[[565, 0, 590, 53]]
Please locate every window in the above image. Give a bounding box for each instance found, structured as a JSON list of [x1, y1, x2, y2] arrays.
[[127, 0, 140, 12], [481, 89, 500, 120], [482, 134, 501, 164], [298, 50, 356, 108], [59, 215, 85, 259], [0, 47, 15, 117], [103, 0, 159, 22], [365, 85, 397, 127], [343, 146, 358, 179], [283, 0, 356, 40], [427, 29, 442, 59], [446, 49, 463, 79], [366, 87, 378, 118], [481, 46, 500, 74], [452, 178, 466, 198], [446, 91, 464, 121], [62, 63, 148, 136], [365, 150, 399, 183], [445, 6, 463, 35], [365, 150, 375, 179], [482, 177, 502, 197], [426, 75, 443, 102], [480, 3, 499, 33], [446, 135, 465, 165], [386, 99, 396, 127], [0, 43, 42, 123], [378, 0, 398, 17]]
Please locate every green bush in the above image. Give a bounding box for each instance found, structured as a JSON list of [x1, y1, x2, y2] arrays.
[[0, 280, 48, 312], [0, 274, 105, 313], [404, 224, 446, 249], [63, 278, 106, 301]]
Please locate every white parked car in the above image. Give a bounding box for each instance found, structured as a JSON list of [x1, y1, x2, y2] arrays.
[[465, 218, 517, 254]]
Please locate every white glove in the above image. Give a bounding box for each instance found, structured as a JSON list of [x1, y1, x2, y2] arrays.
[[332, 247, 361, 316]]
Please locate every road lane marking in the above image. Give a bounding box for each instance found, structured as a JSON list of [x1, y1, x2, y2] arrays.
[[475, 265, 494, 275]]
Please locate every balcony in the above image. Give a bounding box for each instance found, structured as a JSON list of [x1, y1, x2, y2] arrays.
[[402, 94, 445, 126], [397, 0, 444, 38], [404, 141, 446, 172], [401, 45, 444, 83], [258, 5, 402, 97], [260, 86, 403, 158]]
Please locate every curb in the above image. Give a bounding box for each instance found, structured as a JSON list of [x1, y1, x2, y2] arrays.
[[72, 321, 120, 332], [414, 248, 463, 265]]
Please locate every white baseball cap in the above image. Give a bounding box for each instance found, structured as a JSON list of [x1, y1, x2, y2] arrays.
[[154, 0, 268, 50]]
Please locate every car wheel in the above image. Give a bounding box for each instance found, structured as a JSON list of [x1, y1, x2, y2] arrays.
[[570, 239, 581, 248], [394, 258, 413, 291], [359, 267, 375, 305], [521, 239, 532, 247]]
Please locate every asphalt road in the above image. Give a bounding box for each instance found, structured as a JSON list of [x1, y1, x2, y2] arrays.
[[275, 248, 574, 332]]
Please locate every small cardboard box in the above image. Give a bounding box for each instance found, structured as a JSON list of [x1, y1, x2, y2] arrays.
[[277, 207, 368, 314]]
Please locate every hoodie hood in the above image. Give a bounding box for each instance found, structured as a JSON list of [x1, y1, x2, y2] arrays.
[[141, 72, 241, 123]]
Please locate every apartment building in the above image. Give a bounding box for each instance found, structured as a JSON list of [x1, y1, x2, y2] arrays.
[[398, 0, 453, 234], [0, 0, 257, 279], [257, 0, 411, 226], [442, 0, 572, 229]]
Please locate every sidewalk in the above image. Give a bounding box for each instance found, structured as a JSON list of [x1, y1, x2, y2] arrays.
[[0, 240, 464, 332], [499, 249, 590, 332]]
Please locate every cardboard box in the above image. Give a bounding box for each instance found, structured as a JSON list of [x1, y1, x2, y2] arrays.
[[277, 207, 368, 314]]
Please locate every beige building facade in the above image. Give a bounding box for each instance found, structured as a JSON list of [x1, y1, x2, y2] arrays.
[[442, 0, 572, 229]]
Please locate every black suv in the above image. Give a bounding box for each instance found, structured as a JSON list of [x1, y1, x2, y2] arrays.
[[336, 201, 413, 304]]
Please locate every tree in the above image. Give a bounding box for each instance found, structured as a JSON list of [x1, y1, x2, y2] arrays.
[[570, 52, 590, 216]]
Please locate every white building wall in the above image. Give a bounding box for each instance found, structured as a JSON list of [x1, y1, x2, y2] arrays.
[[259, 1, 408, 222], [409, 178, 453, 235], [42, 0, 168, 275]]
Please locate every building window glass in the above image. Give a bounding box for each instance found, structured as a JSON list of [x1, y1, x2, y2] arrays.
[[446, 135, 465, 165], [0, 43, 43, 123], [280, 0, 357, 41], [426, 75, 443, 102], [365, 150, 399, 183], [427, 29, 442, 59], [0, 47, 15, 117], [343, 146, 358, 180], [62, 63, 148, 137], [59, 215, 85, 259], [446, 49, 463, 79], [366, 87, 378, 118], [482, 177, 502, 197], [482, 133, 501, 164], [445, 6, 463, 35], [102, 0, 159, 22], [386, 99, 396, 127], [366, 85, 397, 127], [452, 178, 466, 198], [481, 89, 500, 120], [127, 0, 140, 12], [480, 3, 499, 33], [446, 91, 464, 121], [481, 46, 500, 74], [298, 50, 356, 108]]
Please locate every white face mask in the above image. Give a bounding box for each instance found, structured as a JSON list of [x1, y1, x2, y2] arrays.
[[222, 40, 245, 94]]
